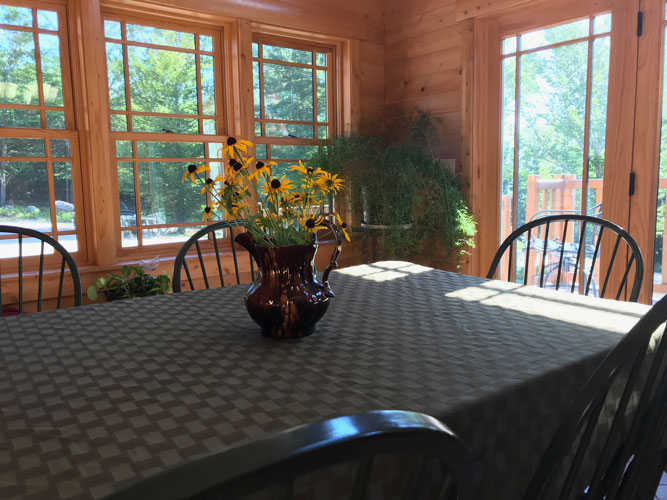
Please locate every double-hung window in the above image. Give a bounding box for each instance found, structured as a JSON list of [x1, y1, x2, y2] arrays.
[[252, 36, 336, 185], [103, 16, 226, 249], [0, 1, 82, 258]]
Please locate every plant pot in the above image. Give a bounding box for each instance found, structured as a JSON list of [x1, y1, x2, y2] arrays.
[[234, 221, 342, 339]]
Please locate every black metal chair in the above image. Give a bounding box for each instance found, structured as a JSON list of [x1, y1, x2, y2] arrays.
[[487, 215, 644, 302], [0, 225, 82, 313], [172, 221, 255, 293], [100, 410, 477, 500], [523, 293, 667, 500]]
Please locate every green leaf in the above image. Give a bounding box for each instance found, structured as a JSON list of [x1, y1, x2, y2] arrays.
[[87, 285, 99, 301], [121, 265, 131, 277], [95, 277, 106, 288]]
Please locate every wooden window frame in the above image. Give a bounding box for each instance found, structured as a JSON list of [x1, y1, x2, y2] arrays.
[[0, 0, 88, 266], [101, 10, 239, 258]]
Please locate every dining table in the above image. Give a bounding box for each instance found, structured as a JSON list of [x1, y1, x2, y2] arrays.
[[0, 260, 652, 500]]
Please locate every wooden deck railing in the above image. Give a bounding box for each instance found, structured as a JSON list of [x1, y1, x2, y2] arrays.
[[501, 175, 667, 292]]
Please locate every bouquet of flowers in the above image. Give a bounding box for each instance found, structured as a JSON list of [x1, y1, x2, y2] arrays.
[[181, 137, 350, 246]]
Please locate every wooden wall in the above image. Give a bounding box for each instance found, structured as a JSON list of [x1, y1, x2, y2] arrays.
[[384, 0, 462, 163]]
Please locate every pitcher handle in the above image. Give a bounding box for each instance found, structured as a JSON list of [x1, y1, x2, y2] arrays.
[[321, 218, 343, 297]]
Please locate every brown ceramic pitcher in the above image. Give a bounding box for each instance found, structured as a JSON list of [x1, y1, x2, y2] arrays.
[[234, 220, 343, 338]]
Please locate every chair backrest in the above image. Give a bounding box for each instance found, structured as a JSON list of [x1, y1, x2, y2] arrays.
[[100, 410, 477, 500], [172, 221, 255, 293], [0, 225, 81, 313], [523, 294, 667, 500], [487, 215, 644, 302]]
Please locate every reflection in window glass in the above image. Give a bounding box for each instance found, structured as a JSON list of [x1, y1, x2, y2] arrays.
[[39, 34, 63, 106], [520, 18, 589, 51], [37, 10, 58, 31], [263, 63, 313, 122], [126, 23, 195, 49], [199, 35, 213, 52]]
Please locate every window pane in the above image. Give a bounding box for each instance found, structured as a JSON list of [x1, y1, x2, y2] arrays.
[[316, 69, 327, 122], [106, 42, 126, 110], [115, 140, 132, 158], [37, 10, 58, 31], [46, 110, 65, 129], [503, 37, 517, 55], [54, 161, 75, 231], [252, 42, 259, 58], [500, 57, 516, 253], [520, 18, 589, 51], [104, 20, 121, 39], [263, 63, 313, 122], [199, 35, 213, 52], [58, 234, 77, 254], [265, 122, 314, 139], [0, 234, 55, 258], [262, 44, 312, 64], [202, 119, 216, 134], [0, 161, 51, 228], [142, 226, 201, 246], [138, 161, 204, 224], [136, 141, 204, 158], [0, 138, 45, 156], [111, 114, 128, 131], [117, 161, 136, 227], [253, 61, 261, 118], [316, 52, 326, 66], [0, 5, 32, 27], [269, 144, 316, 160], [0, 29, 38, 105], [50, 139, 70, 157], [0, 109, 40, 128], [39, 34, 63, 106], [317, 125, 327, 139], [128, 46, 197, 114], [254, 121, 262, 136], [593, 13, 611, 34], [132, 115, 198, 134], [121, 229, 138, 247], [200, 54, 215, 116], [255, 144, 267, 158], [126, 23, 195, 49]]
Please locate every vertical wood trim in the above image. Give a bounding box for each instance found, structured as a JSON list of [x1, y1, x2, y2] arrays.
[[231, 19, 253, 139], [343, 38, 361, 133], [630, 0, 665, 303], [71, 0, 117, 265], [460, 18, 475, 275]]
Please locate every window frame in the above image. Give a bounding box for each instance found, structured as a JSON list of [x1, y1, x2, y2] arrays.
[[100, 11, 235, 257], [0, 0, 88, 265]]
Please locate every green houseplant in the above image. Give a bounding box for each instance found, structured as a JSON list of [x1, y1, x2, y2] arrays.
[[309, 112, 476, 267], [87, 265, 171, 301]]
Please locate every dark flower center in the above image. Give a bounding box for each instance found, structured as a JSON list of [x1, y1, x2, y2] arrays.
[[204, 206, 212, 213], [305, 218, 316, 229], [256, 161, 265, 169], [294, 193, 300, 198], [187, 164, 197, 173], [270, 179, 281, 189], [306, 167, 314, 174], [226, 137, 237, 146], [224, 180, 231, 187], [205, 178, 213, 184], [341, 222, 348, 229], [233, 163, 243, 171]]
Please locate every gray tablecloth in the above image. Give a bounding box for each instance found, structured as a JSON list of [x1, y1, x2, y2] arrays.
[[0, 261, 650, 499]]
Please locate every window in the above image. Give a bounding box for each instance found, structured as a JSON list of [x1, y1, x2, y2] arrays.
[[252, 36, 335, 183], [0, 2, 82, 257], [103, 16, 226, 249]]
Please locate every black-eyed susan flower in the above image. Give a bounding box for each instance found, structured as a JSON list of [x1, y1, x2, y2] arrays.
[[335, 212, 351, 242], [224, 202, 246, 221], [263, 175, 293, 196], [221, 137, 253, 158], [181, 164, 211, 184], [248, 160, 276, 181], [299, 215, 326, 232], [315, 172, 344, 193], [201, 204, 214, 221], [289, 160, 323, 176], [200, 174, 224, 194]]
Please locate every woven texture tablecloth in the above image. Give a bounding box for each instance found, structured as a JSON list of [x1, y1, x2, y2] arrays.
[[0, 261, 651, 499]]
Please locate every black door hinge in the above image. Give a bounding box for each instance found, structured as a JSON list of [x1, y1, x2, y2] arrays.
[[638, 11, 643, 37], [629, 172, 636, 196]]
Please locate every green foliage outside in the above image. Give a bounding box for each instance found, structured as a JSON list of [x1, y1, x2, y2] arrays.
[[87, 265, 171, 301], [309, 112, 476, 266]]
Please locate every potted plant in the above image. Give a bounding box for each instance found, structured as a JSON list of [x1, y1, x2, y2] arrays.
[[87, 265, 171, 301], [309, 112, 476, 267]]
